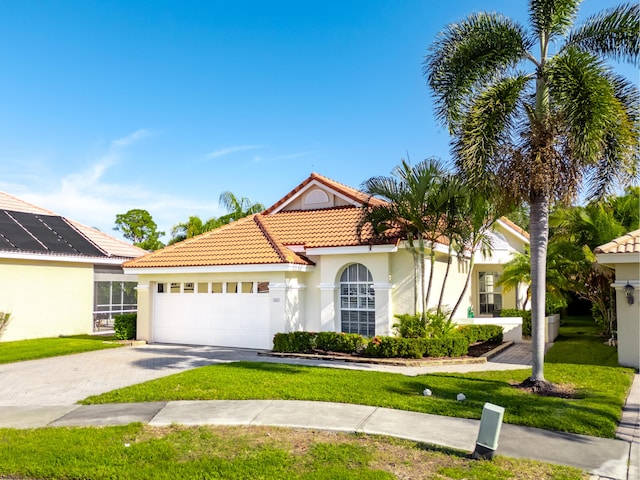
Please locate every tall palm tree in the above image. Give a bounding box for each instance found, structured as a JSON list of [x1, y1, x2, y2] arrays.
[[360, 158, 448, 316], [426, 1, 639, 387]]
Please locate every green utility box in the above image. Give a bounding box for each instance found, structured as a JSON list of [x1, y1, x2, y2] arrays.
[[472, 402, 505, 460]]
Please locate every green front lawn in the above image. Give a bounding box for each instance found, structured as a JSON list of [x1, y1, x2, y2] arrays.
[[0, 335, 122, 364], [83, 316, 634, 439], [83, 360, 632, 438], [0, 424, 586, 480]]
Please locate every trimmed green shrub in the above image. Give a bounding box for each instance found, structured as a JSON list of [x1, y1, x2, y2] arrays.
[[363, 336, 427, 359], [272, 332, 316, 352], [114, 313, 137, 340], [423, 333, 470, 358], [315, 332, 365, 353], [393, 314, 426, 338], [424, 310, 457, 339], [457, 325, 503, 344], [501, 309, 532, 336]]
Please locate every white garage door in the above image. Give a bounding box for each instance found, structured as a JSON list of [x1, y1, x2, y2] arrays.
[[152, 281, 271, 349]]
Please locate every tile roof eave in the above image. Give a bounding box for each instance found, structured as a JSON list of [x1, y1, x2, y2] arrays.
[[0, 249, 132, 265], [594, 229, 640, 255]]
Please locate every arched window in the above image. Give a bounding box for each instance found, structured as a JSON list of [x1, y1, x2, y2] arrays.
[[339, 264, 375, 336]]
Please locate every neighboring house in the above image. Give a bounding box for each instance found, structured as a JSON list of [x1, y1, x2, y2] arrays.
[[595, 230, 640, 369], [0, 192, 145, 341], [125, 173, 530, 349]]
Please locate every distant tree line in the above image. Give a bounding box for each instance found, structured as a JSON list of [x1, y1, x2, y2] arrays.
[[113, 191, 264, 251]]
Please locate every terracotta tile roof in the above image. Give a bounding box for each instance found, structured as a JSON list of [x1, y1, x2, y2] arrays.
[[595, 229, 640, 254], [0, 191, 56, 215], [499, 217, 530, 239], [67, 220, 147, 259], [263, 172, 385, 214], [124, 215, 313, 268], [263, 206, 384, 248], [124, 173, 531, 269], [0, 191, 144, 259]]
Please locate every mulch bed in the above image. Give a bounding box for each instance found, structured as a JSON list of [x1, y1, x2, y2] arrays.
[[262, 340, 511, 366]]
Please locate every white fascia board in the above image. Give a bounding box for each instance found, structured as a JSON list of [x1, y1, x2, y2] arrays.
[[495, 219, 530, 244], [305, 244, 397, 256], [123, 263, 315, 275], [397, 240, 453, 256], [596, 253, 640, 266], [270, 179, 361, 214], [0, 251, 127, 266]]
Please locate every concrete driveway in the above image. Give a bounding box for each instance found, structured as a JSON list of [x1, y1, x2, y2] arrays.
[[0, 344, 262, 406], [0, 342, 533, 407]]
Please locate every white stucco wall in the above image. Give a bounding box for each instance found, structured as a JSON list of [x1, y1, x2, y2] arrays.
[[595, 255, 640, 369], [0, 259, 94, 341], [302, 252, 392, 336]]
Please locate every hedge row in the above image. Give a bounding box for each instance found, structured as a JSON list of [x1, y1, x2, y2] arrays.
[[457, 324, 503, 344], [272, 324, 503, 359]]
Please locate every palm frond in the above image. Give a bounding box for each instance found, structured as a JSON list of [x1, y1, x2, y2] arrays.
[[567, 3, 640, 65], [547, 47, 630, 162], [451, 74, 530, 186], [529, 0, 581, 40], [425, 12, 531, 130]]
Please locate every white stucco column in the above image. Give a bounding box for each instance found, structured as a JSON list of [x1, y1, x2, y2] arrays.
[[268, 282, 287, 336], [318, 283, 337, 332], [373, 282, 393, 336], [135, 283, 150, 342], [269, 279, 307, 334]]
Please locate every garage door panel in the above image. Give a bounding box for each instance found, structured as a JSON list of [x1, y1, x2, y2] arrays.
[[152, 289, 271, 349]]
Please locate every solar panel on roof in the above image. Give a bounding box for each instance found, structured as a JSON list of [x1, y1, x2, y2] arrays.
[[9, 211, 79, 254], [42, 216, 105, 257], [0, 210, 108, 257], [0, 211, 45, 251]]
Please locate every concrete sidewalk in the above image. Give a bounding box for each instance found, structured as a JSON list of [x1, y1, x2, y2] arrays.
[[0, 398, 634, 479]]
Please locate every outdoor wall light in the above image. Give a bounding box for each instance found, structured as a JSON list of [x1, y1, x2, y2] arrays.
[[624, 283, 635, 305]]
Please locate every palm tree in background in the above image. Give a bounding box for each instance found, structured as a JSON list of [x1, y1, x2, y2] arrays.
[[426, 1, 639, 387], [217, 191, 265, 224], [168, 191, 265, 245], [169, 215, 219, 245]]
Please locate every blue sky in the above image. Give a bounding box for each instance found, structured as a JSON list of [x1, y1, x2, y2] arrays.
[[0, 0, 634, 242]]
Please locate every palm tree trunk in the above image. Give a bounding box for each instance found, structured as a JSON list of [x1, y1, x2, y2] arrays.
[[407, 237, 420, 315], [419, 237, 427, 316], [438, 246, 453, 310], [523, 285, 531, 311], [425, 246, 436, 309], [450, 251, 474, 320], [529, 194, 549, 383]]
